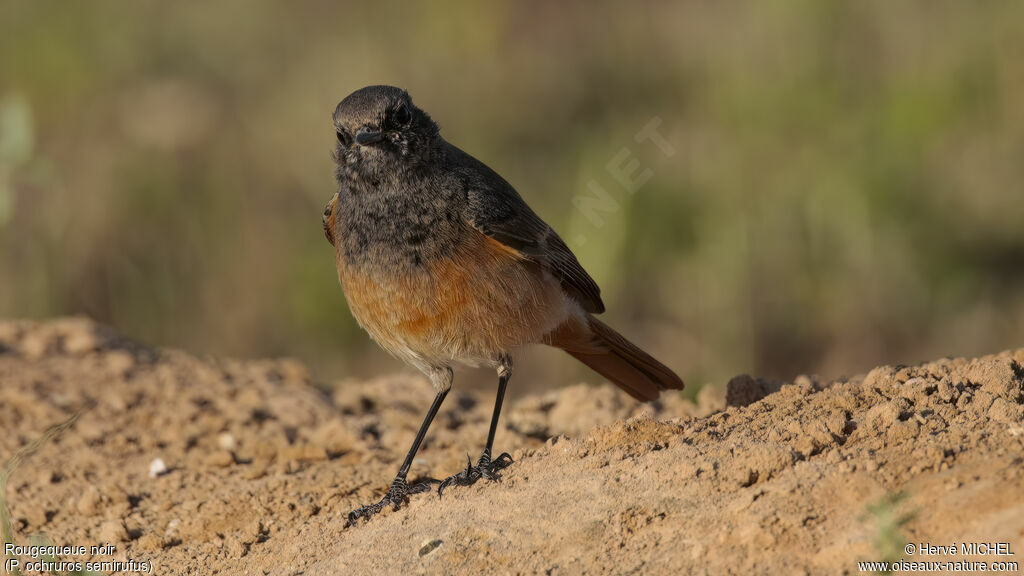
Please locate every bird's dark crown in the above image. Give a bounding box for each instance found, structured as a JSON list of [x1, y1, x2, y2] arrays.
[[333, 85, 408, 128]]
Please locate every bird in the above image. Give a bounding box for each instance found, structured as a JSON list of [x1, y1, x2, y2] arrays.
[[325, 85, 684, 525]]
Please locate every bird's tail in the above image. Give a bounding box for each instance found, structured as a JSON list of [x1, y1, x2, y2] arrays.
[[546, 314, 684, 402]]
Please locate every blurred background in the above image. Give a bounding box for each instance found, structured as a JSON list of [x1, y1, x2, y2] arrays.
[[1, 1, 1023, 395]]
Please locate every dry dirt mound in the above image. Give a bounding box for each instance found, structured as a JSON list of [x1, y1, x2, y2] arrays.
[[1, 318, 1022, 575]]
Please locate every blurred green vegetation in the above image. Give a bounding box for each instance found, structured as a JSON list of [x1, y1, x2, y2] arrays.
[[1, 1, 1023, 390]]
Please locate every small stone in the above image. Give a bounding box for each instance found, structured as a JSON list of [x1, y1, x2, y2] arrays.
[[282, 444, 328, 462], [242, 464, 268, 481], [0, 322, 20, 344], [225, 538, 248, 558], [217, 432, 236, 451], [937, 380, 957, 403], [205, 450, 235, 468], [98, 519, 128, 543], [25, 507, 47, 528], [149, 458, 168, 478], [308, 421, 358, 455], [546, 434, 568, 448], [20, 331, 51, 360], [77, 486, 102, 516], [165, 518, 181, 539], [104, 350, 135, 375], [793, 374, 818, 390], [726, 374, 764, 407], [863, 401, 901, 431], [418, 539, 443, 557], [63, 328, 101, 355], [862, 366, 895, 389], [825, 413, 848, 438], [244, 519, 265, 543], [135, 533, 163, 552], [988, 398, 1020, 423]]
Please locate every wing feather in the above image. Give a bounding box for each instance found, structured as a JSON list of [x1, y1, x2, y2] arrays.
[[452, 144, 605, 314], [322, 192, 338, 247]]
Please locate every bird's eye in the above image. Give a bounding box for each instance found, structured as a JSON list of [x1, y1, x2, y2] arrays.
[[394, 104, 412, 125], [336, 130, 351, 146]]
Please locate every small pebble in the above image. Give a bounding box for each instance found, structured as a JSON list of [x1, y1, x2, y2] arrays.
[[418, 539, 443, 557], [149, 457, 168, 478], [63, 328, 101, 355], [104, 350, 135, 375], [165, 518, 181, 538], [218, 432, 236, 450], [98, 519, 128, 543], [205, 450, 235, 468], [76, 486, 101, 516]]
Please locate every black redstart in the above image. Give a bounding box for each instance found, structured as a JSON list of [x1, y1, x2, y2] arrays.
[[325, 85, 684, 525]]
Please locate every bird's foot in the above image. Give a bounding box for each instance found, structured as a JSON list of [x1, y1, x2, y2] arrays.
[[345, 476, 434, 527], [437, 449, 513, 497]]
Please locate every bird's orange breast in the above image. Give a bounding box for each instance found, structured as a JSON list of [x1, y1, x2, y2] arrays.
[[337, 229, 568, 366]]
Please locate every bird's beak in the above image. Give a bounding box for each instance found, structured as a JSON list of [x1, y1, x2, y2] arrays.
[[356, 126, 384, 145]]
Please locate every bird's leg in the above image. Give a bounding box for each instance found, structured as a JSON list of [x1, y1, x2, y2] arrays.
[[477, 361, 514, 477], [346, 368, 451, 527], [438, 358, 514, 497]]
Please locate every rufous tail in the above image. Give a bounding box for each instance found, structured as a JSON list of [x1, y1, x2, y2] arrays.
[[547, 314, 684, 402]]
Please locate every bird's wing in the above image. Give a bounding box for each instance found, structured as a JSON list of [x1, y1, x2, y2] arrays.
[[322, 192, 338, 247], [454, 146, 605, 314]]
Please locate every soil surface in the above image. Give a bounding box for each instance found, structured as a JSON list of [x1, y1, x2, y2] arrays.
[[1, 318, 1022, 575]]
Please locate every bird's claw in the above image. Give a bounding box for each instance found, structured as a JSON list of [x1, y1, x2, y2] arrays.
[[345, 476, 435, 527], [437, 449, 513, 497]]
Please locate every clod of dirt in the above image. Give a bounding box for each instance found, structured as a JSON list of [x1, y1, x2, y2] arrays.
[[1, 318, 1022, 574], [726, 373, 785, 407]]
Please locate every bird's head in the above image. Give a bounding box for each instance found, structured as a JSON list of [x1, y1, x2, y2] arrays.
[[332, 85, 440, 180]]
